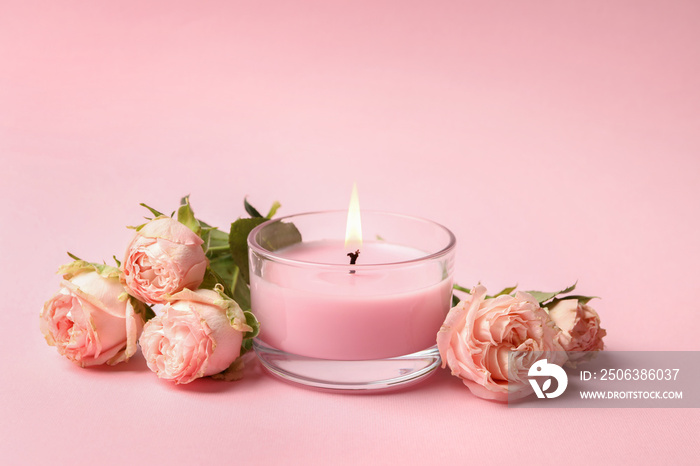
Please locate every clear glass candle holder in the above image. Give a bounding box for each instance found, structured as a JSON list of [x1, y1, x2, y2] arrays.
[[248, 210, 456, 392]]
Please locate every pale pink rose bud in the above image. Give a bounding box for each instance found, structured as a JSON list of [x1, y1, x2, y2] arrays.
[[437, 285, 566, 401], [122, 217, 208, 304], [139, 288, 254, 384], [40, 261, 147, 367], [547, 299, 606, 361]]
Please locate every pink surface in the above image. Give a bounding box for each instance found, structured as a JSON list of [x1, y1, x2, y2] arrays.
[[1, 0, 699, 463]]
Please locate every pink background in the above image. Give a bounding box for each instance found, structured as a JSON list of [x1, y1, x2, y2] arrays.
[[2, 0, 699, 463]]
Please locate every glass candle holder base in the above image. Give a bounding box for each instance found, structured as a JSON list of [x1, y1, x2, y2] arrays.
[[254, 340, 441, 392]]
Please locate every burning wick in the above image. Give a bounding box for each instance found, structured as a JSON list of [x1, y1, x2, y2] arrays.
[[347, 249, 360, 274], [347, 249, 360, 265]]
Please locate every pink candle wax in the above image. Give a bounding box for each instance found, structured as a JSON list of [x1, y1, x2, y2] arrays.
[[250, 239, 453, 360]]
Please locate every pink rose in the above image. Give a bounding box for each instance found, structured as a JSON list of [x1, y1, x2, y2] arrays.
[[40, 261, 147, 367], [547, 299, 606, 360], [139, 288, 254, 384], [437, 285, 565, 401], [122, 217, 208, 304]]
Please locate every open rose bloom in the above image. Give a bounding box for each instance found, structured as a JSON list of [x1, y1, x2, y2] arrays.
[[40, 261, 147, 367], [437, 285, 566, 401], [139, 288, 254, 384], [122, 217, 208, 304]]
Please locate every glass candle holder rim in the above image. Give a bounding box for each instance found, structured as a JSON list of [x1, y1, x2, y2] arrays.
[[247, 209, 456, 270]]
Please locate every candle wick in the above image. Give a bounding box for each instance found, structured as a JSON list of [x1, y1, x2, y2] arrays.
[[347, 249, 360, 274], [347, 249, 360, 265]]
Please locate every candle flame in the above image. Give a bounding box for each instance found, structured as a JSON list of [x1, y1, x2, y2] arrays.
[[345, 182, 362, 250]]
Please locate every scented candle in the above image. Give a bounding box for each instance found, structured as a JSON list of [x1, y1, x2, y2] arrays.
[[248, 210, 456, 391]]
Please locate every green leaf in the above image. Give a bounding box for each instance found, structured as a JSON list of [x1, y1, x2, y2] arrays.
[[131, 297, 155, 322], [257, 221, 302, 252], [569, 295, 599, 305], [548, 295, 600, 308], [199, 266, 235, 300], [526, 291, 557, 304], [241, 338, 254, 353], [177, 195, 201, 235], [452, 294, 461, 307], [229, 217, 267, 284], [112, 255, 122, 267], [67, 252, 82, 261], [209, 256, 252, 311], [127, 223, 147, 232], [242, 310, 260, 340], [265, 201, 281, 219], [203, 228, 230, 257], [139, 203, 165, 218], [207, 228, 230, 244], [244, 198, 263, 218], [59, 259, 121, 280], [492, 285, 518, 297], [230, 266, 251, 311], [525, 282, 577, 306], [208, 252, 236, 276], [199, 267, 221, 292]]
